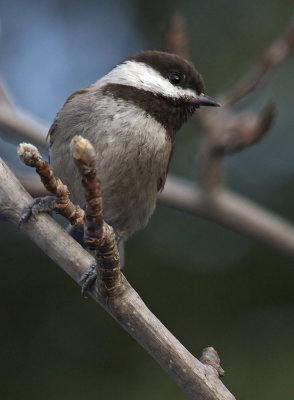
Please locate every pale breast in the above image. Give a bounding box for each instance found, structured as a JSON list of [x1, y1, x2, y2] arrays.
[[49, 89, 172, 239]]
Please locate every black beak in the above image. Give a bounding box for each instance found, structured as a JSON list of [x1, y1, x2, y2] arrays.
[[194, 93, 221, 107]]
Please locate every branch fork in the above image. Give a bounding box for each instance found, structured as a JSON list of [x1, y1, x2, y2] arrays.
[[196, 102, 275, 193]]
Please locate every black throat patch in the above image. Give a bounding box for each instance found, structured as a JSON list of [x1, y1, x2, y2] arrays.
[[102, 83, 198, 140]]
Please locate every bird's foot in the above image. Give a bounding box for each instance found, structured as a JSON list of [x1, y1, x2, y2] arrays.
[[18, 195, 57, 226], [80, 262, 97, 296]]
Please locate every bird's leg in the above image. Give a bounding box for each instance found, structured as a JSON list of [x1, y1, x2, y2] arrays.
[[19, 195, 57, 224], [18, 143, 84, 227], [80, 261, 97, 296], [79, 236, 124, 296]]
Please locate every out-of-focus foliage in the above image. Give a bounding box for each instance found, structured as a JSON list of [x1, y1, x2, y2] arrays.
[[1, 1, 294, 399]]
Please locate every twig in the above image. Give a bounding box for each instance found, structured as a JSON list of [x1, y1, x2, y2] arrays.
[[192, 14, 294, 198], [221, 15, 294, 106], [200, 347, 225, 378], [0, 157, 236, 400], [196, 102, 275, 191], [18, 143, 84, 226], [71, 135, 121, 292]]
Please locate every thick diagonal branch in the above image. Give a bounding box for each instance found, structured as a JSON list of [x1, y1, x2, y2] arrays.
[[0, 158, 235, 400]]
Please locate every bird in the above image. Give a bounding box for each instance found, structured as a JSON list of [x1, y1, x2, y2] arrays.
[[48, 51, 219, 245]]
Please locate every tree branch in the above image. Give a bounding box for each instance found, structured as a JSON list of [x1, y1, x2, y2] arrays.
[[165, 12, 188, 59], [0, 79, 48, 149], [19, 170, 294, 262], [0, 157, 235, 400], [220, 15, 294, 106], [159, 176, 294, 260], [196, 102, 275, 192]]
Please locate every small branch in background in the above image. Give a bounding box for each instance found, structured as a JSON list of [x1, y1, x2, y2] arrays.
[[0, 79, 15, 108], [165, 12, 293, 211], [159, 176, 294, 261], [165, 12, 188, 59], [196, 102, 275, 192], [0, 157, 236, 400], [0, 79, 48, 149], [163, 12, 282, 241], [221, 15, 294, 106], [18, 173, 49, 197], [221, 102, 275, 154], [199, 102, 275, 155]]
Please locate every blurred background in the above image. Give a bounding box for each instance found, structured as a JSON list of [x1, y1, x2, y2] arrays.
[[1, 0, 294, 399]]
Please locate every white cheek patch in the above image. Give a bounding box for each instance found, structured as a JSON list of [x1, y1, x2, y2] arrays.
[[96, 60, 197, 100]]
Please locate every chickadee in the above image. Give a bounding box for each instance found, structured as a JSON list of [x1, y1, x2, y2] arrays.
[[49, 51, 219, 243]]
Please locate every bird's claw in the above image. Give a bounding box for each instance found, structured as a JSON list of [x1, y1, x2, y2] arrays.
[[80, 262, 97, 296], [18, 195, 57, 226]]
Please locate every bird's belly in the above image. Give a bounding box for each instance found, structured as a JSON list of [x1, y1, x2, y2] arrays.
[[98, 141, 171, 238], [51, 135, 171, 239], [50, 99, 172, 239], [102, 176, 157, 239]]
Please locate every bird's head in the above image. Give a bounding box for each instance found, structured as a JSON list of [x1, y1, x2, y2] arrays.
[[100, 50, 219, 135]]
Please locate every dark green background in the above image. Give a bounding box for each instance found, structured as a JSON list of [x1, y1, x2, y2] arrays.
[[1, 1, 294, 399]]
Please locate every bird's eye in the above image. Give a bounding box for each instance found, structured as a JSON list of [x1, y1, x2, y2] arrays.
[[168, 73, 182, 85]]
